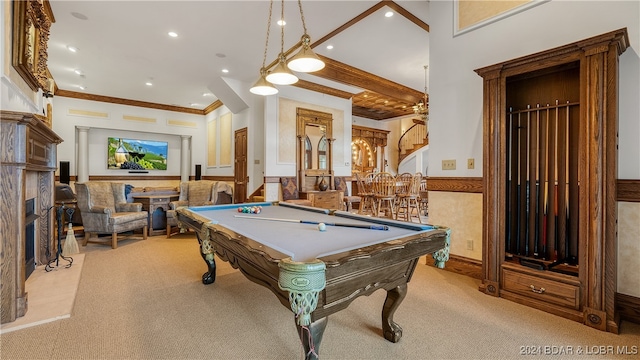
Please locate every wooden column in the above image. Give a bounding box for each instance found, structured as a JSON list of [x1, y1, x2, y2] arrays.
[[578, 34, 625, 332]]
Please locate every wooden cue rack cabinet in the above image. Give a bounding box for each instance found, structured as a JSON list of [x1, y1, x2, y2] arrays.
[[475, 28, 629, 333]]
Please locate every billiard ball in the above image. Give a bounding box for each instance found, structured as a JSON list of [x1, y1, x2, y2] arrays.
[[318, 223, 326, 232]]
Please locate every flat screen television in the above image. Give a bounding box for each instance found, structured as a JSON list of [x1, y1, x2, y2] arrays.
[[107, 137, 168, 170]]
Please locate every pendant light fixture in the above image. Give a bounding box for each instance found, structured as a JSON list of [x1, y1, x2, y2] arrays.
[[287, 0, 325, 73], [265, 0, 298, 85], [250, 0, 279, 96]]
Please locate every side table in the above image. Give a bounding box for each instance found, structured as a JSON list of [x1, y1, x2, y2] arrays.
[[299, 190, 344, 210], [133, 195, 180, 236]]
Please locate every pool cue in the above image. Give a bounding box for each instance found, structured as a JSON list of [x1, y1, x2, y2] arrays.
[[234, 215, 389, 230]]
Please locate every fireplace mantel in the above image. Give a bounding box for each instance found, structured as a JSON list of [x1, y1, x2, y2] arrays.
[[1, 110, 63, 324]]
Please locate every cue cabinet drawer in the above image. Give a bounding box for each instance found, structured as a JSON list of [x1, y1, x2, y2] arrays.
[[502, 268, 580, 310]]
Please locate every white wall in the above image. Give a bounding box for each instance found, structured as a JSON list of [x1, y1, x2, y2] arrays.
[[428, 0, 640, 296], [264, 85, 352, 177], [429, 0, 640, 178], [52, 97, 208, 178]]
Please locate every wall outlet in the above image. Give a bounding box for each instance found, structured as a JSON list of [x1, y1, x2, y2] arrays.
[[442, 159, 456, 170], [467, 158, 475, 169], [467, 240, 474, 250]]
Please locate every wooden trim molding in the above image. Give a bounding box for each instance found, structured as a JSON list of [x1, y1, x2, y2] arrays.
[[616, 293, 640, 325], [203, 100, 223, 115], [424, 254, 482, 280], [200, 175, 234, 182], [56, 89, 205, 115], [423, 177, 637, 201], [88, 175, 181, 181], [426, 177, 483, 193], [264, 176, 282, 184], [293, 79, 354, 99], [617, 179, 640, 202], [315, 55, 424, 105]]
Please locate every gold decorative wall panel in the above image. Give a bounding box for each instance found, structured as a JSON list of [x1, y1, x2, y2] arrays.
[[219, 113, 232, 166], [207, 118, 217, 167]]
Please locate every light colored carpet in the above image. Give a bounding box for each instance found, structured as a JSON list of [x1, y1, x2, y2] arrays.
[[0, 234, 638, 359], [1, 253, 84, 334]]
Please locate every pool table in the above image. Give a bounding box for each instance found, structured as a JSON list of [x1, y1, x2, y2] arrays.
[[177, 202, 450, 359]]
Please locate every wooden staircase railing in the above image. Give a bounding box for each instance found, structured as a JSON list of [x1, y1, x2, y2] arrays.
[[398, 119, 428, 164]]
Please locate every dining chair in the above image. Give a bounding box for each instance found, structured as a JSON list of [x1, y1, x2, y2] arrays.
[[372, 172, 397, 219], [396, 173, 423, 223], [355, 172, 376, 215], [419, 176, 428, 216]]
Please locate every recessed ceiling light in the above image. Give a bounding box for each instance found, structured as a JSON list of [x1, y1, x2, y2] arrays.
[[202, 92, 213, 97], [189, 103, 199, 107], [168, 31, 178, 38], [67, 45, 78, 52], [326, 45, 333, 50], [145, 82, 153, 86], [78, 85, 86, 90], [222, 69, 229, 73], [74, 69, 82, 75], [385, 11, 394, 17], [277, 19, 286, 26]]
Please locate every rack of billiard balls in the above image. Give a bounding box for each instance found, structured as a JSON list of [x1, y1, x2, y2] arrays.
[[237, 205, 262, 214]]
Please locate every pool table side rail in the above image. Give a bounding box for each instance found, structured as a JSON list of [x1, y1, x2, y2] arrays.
[[314, 231, 447, 320]]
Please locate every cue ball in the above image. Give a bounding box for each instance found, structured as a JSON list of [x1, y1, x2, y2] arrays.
[[318, 223, 326, 232]]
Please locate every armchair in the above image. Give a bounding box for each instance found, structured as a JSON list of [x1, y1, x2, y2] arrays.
[[280, 177, 312, 207], [75, 182, 148, 249], [166, 180, 233, 237]]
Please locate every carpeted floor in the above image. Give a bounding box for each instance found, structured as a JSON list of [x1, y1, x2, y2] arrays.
[[1, 233, 638, 359]]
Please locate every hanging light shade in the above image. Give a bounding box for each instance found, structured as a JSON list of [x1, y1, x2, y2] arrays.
[[250, 68, 279, 95], [266, 54, 298, 85], [266, 0, 298, 86], [287, 0, 324, 73], [287, 34, 325, 73], [250, 0, 279, 96]]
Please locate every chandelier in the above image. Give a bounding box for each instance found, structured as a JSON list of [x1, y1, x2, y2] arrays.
[[412, 65, 429, 121], [250, 0, 325, 96]]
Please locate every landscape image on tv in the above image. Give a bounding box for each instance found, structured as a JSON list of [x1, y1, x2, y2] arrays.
[[107, 137, 168, 170]]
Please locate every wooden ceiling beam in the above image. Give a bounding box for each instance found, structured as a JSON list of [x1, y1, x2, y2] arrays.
[[313, 55, 424, 105]]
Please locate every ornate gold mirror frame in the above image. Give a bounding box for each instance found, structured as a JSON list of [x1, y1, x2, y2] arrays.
[[12, 0, 53, 92], [296, 107, 333, 192]]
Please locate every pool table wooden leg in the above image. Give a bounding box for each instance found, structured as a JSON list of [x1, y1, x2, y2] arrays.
[[382, 283, 406, 343], [199, 250, 216, 284], [295, 316, 328, 360]]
